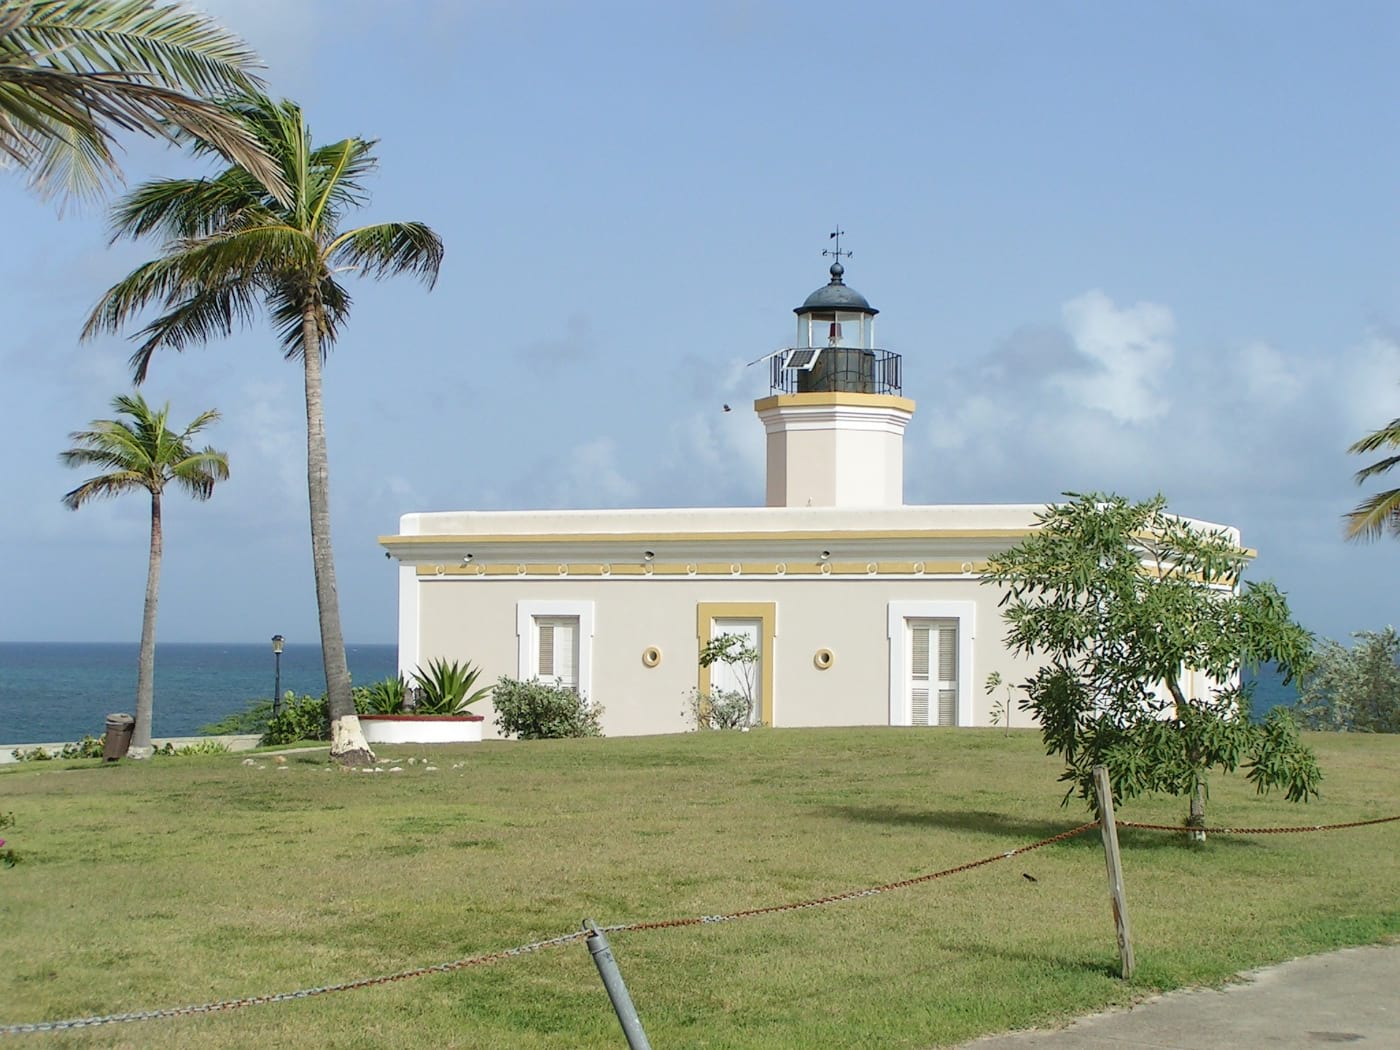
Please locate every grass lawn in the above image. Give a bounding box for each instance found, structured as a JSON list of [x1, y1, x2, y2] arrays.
[[1, 728, 1397, 1048]]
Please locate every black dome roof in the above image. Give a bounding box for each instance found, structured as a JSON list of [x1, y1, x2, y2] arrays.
[[795, 261, 877, 315]]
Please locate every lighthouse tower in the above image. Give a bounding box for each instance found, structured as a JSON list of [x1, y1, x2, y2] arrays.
[[755, 237, 915, 507]]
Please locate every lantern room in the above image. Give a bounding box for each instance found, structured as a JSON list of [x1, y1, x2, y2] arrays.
[[770, 251, 902, 397]]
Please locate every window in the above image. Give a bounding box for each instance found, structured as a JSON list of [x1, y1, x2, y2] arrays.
[[887, 601, 974, 727], [517, 601, 594, 698], [534, 616, 578, 689]]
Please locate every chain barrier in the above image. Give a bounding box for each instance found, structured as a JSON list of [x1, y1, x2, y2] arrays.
[[6, 813, 1396, 1037], [0, 822, 1098, 1037], [1116, 814, 1400, 836]]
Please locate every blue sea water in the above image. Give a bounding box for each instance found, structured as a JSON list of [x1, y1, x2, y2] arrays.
[[0, 642, 397, 744], [1242, 663, 1301, 718], [0, 642, 1300, 746]]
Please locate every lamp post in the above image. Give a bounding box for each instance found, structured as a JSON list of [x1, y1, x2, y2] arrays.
[[271, 635, 284, 718]]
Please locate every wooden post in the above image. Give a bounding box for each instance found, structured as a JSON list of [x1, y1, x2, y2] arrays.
[[1092, 765, 1136, 980]]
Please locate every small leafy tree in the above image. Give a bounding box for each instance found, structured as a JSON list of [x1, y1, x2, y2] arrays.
[[1294, 628, 1400, 733], [694, 632, 761, 729], [985, 492, 1321, 834]]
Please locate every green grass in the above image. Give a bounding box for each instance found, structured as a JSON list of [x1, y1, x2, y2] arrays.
[[1, 728, 1397, 1048]]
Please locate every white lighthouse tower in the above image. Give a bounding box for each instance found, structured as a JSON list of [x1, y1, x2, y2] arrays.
[[754, 233, 915, 507]]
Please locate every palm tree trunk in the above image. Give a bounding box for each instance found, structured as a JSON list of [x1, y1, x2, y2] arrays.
[[300, 305, 373, 765], [130, 490, 162, 759]]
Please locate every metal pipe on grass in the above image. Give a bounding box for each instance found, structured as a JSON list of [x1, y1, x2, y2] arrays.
[[583, 919, 652, 1049]]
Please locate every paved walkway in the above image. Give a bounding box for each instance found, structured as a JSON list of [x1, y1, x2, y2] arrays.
[[962, 942, 1400, 1048], [0, 734, 262, 764]]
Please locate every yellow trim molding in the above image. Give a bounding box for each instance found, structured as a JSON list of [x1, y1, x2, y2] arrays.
[[752, 392, 917, 413], [417, 560, 991, 578]]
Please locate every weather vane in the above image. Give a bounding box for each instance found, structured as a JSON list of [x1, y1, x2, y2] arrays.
[[823, 225, 851, 263]]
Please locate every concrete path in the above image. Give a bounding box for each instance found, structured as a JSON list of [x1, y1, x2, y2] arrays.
[[0, 734, 262, 764], [962, 942, 1400, 1048]]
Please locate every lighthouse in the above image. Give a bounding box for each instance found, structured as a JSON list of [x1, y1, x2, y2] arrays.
[[754, 234, 916, 508]]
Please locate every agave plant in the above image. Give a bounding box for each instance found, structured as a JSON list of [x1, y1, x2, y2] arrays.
[[363, 676, 407, 715], [411, 659, 491, 715]]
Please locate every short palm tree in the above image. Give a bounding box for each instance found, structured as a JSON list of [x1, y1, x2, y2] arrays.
[[1, 0, 284, 201], [61, 393, 228, 757], [85, 94, 444, 765], [1345, 418, 1400, 540]]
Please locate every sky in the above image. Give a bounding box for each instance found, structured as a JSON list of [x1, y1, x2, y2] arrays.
[[2, 0, 1397, 646]]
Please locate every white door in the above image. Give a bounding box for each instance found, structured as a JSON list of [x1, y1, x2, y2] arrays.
[[710, 617, 762, 724], [908, 618, 958, 726]]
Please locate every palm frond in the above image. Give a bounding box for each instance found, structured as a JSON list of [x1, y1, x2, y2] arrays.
[[61, 470, 147, 508], [1348, 419, 1400, 456], [0, 1, 286, 201], [330, 222, 444, 288], [5, 0, 262, 91], [107, 170, 273, 241], [1344, 489, 1400, 542], [86, 224, 317, 340], [1354, 453, 1400, 485]]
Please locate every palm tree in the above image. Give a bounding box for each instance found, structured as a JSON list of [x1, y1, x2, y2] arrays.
[[1345, 418, 1400, 540], [85, 94, 444, 765], [61, 393, 228, 758], [1, 0, 284, 202]]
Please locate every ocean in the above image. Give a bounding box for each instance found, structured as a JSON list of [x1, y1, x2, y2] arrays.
[[0, 642, 1301, 746], [0, 642, 397, 745]]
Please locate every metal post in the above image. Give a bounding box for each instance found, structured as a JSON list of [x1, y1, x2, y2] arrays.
[[271, 635, 284, 719], [1092, 765, 1136, 980], [583, 920, 652, 1050]]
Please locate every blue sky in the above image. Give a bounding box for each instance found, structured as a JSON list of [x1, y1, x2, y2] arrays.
[[1, 0, 1397, 646]]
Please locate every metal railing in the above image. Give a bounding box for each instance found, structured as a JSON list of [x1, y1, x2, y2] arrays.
[[768, 347, 902, 396]]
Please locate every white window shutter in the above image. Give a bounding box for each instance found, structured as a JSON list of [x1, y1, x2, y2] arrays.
[[555, 618, 578, 690], [937, 623, 957, 727], [910, 624, 932, 726], [537, 622, 555, 677]]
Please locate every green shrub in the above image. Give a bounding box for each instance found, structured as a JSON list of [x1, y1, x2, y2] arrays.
[[1, 812, 15, 868], [153, 740, 231, 757], [9, 735, 104, 762], [260, 693, 332, 745], [259, 686, 380, 745], [493, 677, 603, 739], [687, 689, 752, 730]]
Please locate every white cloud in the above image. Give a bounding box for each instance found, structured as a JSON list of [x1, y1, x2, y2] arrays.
[[1053, 290, 1175, 424], [1338, 331, 1400, 434], [551, 438, 641, 509], [1233, 340, 1305, 405]]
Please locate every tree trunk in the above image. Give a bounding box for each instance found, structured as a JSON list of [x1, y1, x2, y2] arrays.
[[129, 490, 163, 759], [1187, 776, 1207, 844], [300, 304, 374, 766]]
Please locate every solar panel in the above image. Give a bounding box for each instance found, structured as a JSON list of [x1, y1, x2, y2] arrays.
[[784, 348, 821, 371]]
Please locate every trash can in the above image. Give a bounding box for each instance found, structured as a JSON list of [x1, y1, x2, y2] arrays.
[[103, 713, 136, 762]]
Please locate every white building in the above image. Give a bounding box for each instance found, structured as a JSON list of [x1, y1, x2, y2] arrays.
[[380, 254, 1234, 736]]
